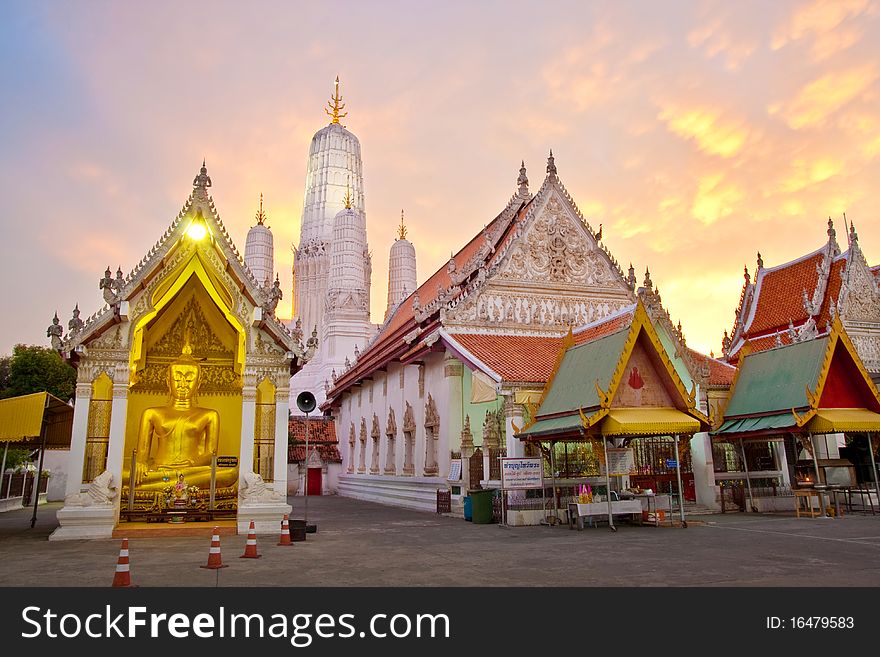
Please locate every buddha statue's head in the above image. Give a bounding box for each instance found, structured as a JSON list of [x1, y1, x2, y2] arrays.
[[168, 331, 201, 403]]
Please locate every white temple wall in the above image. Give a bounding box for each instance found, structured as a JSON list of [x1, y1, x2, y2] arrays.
[[334, 353, 450, 511]]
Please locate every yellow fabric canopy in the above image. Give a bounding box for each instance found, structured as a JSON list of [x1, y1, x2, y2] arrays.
[[0, 392, 74, 449], [805, 408, 880, 434], [599, 407, 704, 436]]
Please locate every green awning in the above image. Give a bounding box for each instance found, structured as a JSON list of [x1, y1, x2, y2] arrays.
[[713, 413, 797, 436], [519, 414, 583, 438]]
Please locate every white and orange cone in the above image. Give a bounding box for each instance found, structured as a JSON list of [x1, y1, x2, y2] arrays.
[[277, 514, 293, 546], [200, 527, 229, 569], [112, 538, 134, 587], [240, 520, 261, 559]]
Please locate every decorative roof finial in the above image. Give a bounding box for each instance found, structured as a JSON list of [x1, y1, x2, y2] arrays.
[[398, 209, 407, 241], [849, 218, 859, 246], [827, 216, 836, 242], [626, 263, 636, 290], [756, 252, 763, 269], [517, 160, 529, 198], [546, 149, 557, 177], [193, 160, 212, 191], [643, 267, 653, 291], [255, 193, 267, 225], [325, 76, 347, 125], [343, 176, 352, 209], [595, 223, 603, 242], [744, 265, 750, 284]]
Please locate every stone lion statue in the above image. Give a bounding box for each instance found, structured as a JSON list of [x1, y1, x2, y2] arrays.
[[64, 470, 117, 507], [240, 471, 285, 504]]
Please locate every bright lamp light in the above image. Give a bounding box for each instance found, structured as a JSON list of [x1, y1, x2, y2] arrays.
[[187, 222, 207, 240]]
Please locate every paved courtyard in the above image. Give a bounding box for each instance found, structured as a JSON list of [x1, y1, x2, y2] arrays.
[[1, 496, 879, 586]]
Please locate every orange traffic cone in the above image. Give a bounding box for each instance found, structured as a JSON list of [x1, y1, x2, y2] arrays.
[[112, 538, 134, 587], [200, 527, 229, 569], [278, 514, 293, 546], [240, 520, 261, 559]]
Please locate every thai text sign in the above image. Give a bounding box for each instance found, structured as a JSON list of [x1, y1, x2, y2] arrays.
[[216, 456, 239, 468], [602, 448, 635, 476], [501, 457, 544, 490]]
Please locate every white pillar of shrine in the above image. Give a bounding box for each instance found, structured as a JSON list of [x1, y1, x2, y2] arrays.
[[272, 384, 291, 496], [104, 378, 130, 508], [64, 382, 92, 497]]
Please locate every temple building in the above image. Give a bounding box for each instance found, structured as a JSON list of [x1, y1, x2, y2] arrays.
[[321, 153, 731, 512], [49, 162, 314, 539], [723, 218, 880, 382], [290, 78, 376, 406]]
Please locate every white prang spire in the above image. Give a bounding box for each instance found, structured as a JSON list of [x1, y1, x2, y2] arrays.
[[293, 77, 366, 342], [386, 209, 417, 320], [244, 193, 274, 287]]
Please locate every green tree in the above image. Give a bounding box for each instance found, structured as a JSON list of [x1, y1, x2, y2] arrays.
[[0, 345, 76, 401]]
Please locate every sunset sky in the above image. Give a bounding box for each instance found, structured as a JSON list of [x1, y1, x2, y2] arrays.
[[1, 0, 878, 357]]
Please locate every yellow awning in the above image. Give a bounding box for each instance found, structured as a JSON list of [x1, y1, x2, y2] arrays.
[[599, 407, 704, 436], [805, 408, 880, 434], [0, 392, 74, 449]]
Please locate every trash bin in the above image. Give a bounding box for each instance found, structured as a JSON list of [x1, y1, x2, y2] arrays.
[[470, 489, 494, 524], [463, 496, 473, 521], [289, 519, 307, 542]]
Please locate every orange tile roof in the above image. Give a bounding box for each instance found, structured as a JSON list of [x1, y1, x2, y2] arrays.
[[447, 333, 562, 383], [572, 308, 634, 345], [686, 348, 737, 387], [445, 307, 636, 384], [746, 249, 824, 335], [289, 416, 337, 444]]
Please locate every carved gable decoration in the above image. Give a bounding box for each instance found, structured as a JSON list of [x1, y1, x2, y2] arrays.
[[425, 393, 439, 428], [498, 194, 618, 287], [838, 256, 880, 324], [386, 408, 397, 437], [131, 295, 240, 395], [445, 187, 633, 331], [403, 401, 416, 433]]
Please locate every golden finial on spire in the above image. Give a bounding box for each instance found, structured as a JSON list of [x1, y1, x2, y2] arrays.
[[398, 209, 407, 240], [343, 177, 352, 209], [255, 193, 267, 225], [325, 75, 348, 125]]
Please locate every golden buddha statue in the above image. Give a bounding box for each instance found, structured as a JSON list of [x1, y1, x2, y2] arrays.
[[128, 336, 238, 491]]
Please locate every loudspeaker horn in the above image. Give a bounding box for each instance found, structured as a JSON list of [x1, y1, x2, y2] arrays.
[[296, 391, 317, 414]]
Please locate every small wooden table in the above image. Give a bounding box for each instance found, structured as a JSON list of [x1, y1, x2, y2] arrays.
[[794, 489, 819, 518]]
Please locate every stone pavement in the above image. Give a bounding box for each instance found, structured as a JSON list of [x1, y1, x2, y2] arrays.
[[1, 495, 879, 586]]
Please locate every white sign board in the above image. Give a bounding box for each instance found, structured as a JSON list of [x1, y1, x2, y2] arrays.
[[447, 460, 462, 481], [501, 457, 544, 490], [602, 448, 635, 476]]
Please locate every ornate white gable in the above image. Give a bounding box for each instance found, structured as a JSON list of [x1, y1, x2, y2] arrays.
[[837, 231, 880, 374], [445, 170, 634, 333]]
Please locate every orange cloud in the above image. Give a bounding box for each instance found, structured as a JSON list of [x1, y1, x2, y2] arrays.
[[688, 18, 756, 71], [658, 105, 750, 158], [772, 0, 874, 60], [773, 65, 878, 128], [691, 174, 744, 225], [780, 158, 845, 192]]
